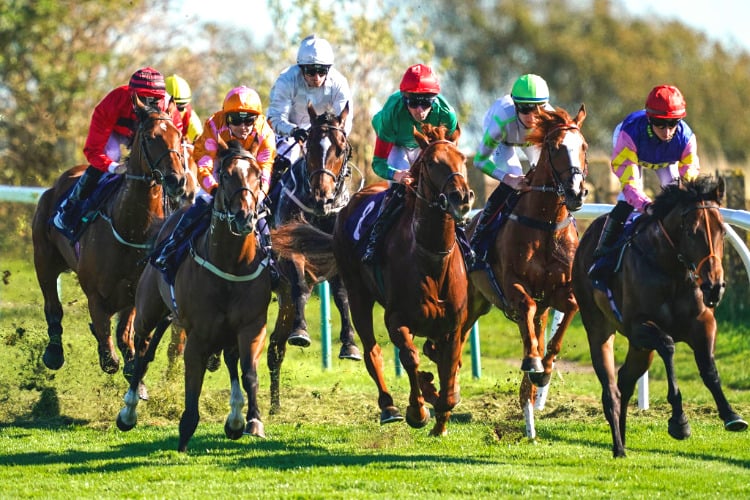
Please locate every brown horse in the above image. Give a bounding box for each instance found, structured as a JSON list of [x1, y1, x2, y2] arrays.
[[117, 141, 272, 452], [336, 124, 473, 435], [465, 105, 588, 437], [572, 175, 747, 457], [267, 103, 361, 414], [32, 100, 188, 379]]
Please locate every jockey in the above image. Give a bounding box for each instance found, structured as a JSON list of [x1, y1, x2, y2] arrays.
[[152, 86, 276, 271], [362, 63, 459, 264], [267, 34, 353, 193], [469, 73, 555, 270], [53, 67, 179, 237], [588, 84, 700, 280], [165, 74, 203, 143]]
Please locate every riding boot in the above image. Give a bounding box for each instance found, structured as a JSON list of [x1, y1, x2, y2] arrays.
[[362, 183, 406, 264], [469, 183, 515, 271], [591, 200, 633, 259], [152, 200, 208, 271], [257, 214, 279, 288], [53, 166, 103, 236]]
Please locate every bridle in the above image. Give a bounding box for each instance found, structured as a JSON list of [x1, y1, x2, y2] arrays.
[[128, 113, 184, 187], [411, 139, 468, 213], [531, 123, 587, 200], [304, 123, 352, 193], [212, 151, 261, 236]]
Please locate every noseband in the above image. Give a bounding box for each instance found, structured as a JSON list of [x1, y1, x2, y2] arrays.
[[535, 123, 586, 199], [129, 115, 184, 186], [411, 139, 467, 212], [304, 124, 352, 190]]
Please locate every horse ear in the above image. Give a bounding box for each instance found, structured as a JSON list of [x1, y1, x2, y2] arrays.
[[339, 101, 349, 125], [307, 102, 317, 122], [448, 124, 461, 144], [413, 126, 429, 149], [716, 175, 726, 204], [575, 104, 586, 127]]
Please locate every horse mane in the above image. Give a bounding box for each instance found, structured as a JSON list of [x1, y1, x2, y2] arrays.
[[650, 175, 724, 218], [311, 109, 341, 127], [525, 107, 574, 147]]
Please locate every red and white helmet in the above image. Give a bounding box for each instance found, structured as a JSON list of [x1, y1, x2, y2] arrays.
[[128, 67, 166, 99], [399, 64, 440, 95], [645, 85, 687, 119]]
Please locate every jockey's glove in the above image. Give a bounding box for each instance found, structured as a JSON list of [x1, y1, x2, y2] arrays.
[[108, 162, 127, 175], [291, 127, 309, 143]]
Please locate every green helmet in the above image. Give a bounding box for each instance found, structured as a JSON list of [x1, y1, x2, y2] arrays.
[[511, 74, 549, 104]]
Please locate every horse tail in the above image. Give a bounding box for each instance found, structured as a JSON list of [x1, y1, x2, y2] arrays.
[[271, 222, 336, 276]]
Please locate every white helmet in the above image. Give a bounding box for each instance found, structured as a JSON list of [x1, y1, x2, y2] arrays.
[[296, 35, 335, 65]]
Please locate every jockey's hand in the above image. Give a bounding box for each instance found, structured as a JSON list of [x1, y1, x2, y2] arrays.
[[108, 162, 126, 175], [291, 127, 308, 143], [644, 202, 655, 216], [393, 170, 411, 183], [502, 173, 529, 191]]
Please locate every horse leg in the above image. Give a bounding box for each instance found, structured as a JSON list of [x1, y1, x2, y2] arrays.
[[390, 324, 430, 431], [689, 315, 748, 432], [223, 348, 246, 440], [86, 296, 119, 374], [632, 322, 690, 440], [117, 315, 170, 431], [532, 294, 579, 387], [166, 324, 186, 377], [329, 275, 361, 361], [178, 338, 207, 452], [515, 292, 543, 373], [616, 342, 654, 449], [428, 327, 470, 436], [267, 286, 294, 414], [519, 373, 538, 438], [35, 250, 67, 370], [240, 322, 267, 438], [279, 258, 312, 347], [587, 330, 625, 457]]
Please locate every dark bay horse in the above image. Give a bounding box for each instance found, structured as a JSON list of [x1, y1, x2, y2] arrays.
[[335, 124, 474, 435], [267, 103, 361, 413], [117, 141, 272, 452], [572, 175, 747, 457], [466, 105, 588, 437], [32, 100, 188, 378]]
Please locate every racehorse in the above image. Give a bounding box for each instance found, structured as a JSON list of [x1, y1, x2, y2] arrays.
[[466, 105, 588, 438], [32, 99, 188, 380], [572, 175, 747, 457], [267, 103, 362, 413], [116, 140, 273, 452], [327, 124, 473, 435]]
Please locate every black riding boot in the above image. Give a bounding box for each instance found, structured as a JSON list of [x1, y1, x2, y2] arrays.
[[53, 166, 103, 236], [469, 183, 515, 271], [591, 200, 633, 259], [257, 213, 279, 288], [362, 183, 406, 264], [152, 200, 208, 271]]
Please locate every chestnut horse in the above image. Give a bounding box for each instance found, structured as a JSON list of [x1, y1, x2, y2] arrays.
[[117, 141, 272, 452], [572, 176, 747, 457], [267, 103, 361, 413], [336, 124, 473, 435], [466, 105, 588, 437], [32, 100, 188, 379]]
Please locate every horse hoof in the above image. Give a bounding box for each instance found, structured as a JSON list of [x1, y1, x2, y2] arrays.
[[725, 417, 748, 432], [98, 349, 120, 375], [521, 356, 544, 373], [42, 344, 65, 370], [288, 330, 311, 348], [224, 419, 245, 440], [116, 412, 136, 432], [380, 406, 404, 425], [206, 353, 221, 372], [338, 343, 362, 361], [245, 418, 266, 438], [668, 415, 691, 440], [528, 371, 551, 387], [406, 405, 431, 429]]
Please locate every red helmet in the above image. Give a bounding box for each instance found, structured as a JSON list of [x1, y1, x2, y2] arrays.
[[128, 67, 166, 98], [645, 85, 686, 119], [399, 64, 440, 95]]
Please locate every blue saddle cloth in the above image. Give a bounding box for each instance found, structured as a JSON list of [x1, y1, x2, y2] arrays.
[[51, 173, 124, 241], [342, 190, 387, 258], [590, 217, 640, 291]]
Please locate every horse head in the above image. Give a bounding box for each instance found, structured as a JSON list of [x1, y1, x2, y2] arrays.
[[213, 139, 262, 235], [650, 175, 727, 308], [132, 97, 188, 200], [412, 124, 474, 221], [528, 104, 588, 212], [304, 102, 351, 216]]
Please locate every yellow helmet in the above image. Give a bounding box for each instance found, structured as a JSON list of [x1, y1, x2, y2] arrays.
[[165, 74, 192, 105], [222, 86, 262, 114]]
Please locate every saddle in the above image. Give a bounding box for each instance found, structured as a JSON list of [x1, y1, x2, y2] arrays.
[[53, 174, 124, 242], [342, 190, 387, 258], [589, 216, 642, 291]]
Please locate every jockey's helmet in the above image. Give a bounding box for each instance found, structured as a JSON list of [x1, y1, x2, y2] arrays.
[[223, 86, 262, 115], [165, 75, 192, 106], [399, 64, 440, 95], [128, 67, 166, 99], [297, 35, 334, 66], [645, 85, 687, 119], [511, 74, 549, 104]]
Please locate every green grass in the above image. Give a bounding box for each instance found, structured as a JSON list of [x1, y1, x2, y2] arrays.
[[1, 258, 750, 499]]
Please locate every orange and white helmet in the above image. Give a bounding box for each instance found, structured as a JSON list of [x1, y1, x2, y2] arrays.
[[222, 86, 262, 114]]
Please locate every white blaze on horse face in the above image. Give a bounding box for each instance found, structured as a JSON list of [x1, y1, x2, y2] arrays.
[[319, 136, 332, 162], [159, 122, 168, 132], [235, 158, 255, 204], [561, 131, 585, 194]]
